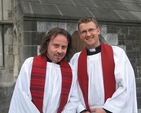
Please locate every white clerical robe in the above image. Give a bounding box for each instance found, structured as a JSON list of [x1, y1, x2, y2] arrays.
[[70, 46, 138, 113], [8, 57, 84, 113]]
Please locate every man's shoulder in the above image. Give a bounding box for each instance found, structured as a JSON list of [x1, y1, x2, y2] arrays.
[[111, 46, 125, 53], [23, 57, 34, 65], [111, 46, 127, 58], [72, 51, 81, 57]]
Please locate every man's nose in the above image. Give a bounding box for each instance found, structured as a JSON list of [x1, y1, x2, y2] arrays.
[[86, 31, 91, 36], [57, 47, 63, 53]]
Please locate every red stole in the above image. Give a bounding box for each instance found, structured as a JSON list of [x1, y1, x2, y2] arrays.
[[30, 54, 72, 113], [78, 42, 115, 111]]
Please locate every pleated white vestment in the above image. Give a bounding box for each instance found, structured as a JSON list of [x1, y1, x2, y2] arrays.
[[8, 57, 83, 113], [70, 46, 138, 113]]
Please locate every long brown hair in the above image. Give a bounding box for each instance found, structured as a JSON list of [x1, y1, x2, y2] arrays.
[[40, 27, 72, 59]]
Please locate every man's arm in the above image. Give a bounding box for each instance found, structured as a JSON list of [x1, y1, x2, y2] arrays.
[[8, 58, 40, 113]]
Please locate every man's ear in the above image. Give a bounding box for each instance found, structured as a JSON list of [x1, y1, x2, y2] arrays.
[[97, 27, 101, 35]]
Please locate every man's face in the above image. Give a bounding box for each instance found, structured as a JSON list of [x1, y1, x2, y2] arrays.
[[79, 21, 100, 49], [47, 34, 68, 63]]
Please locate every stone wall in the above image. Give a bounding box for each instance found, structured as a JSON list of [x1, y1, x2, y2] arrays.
[[0, 0, 13, 112]]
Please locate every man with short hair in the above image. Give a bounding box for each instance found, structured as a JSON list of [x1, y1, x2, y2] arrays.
[[70, 16, 138, 113]]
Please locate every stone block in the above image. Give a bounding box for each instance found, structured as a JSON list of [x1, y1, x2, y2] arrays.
[[37, 21, 64, 32], [126, 41, 133, 50], [4, 45, 13, 55], [137, 30, 141, 39], [118, 34, 125, 40], [23, 21, 37, 31], [0, 44, 2, 53], [0, 71, 14, 83], [126, 34, 136, 40], [118, 26, 129, 35], [3, 11, 8, 20], [0, 86, 14, 112], [137, 66, 141, 78], [0, 56, 3, 66], [129, 27, 137, 35], [137, 51, 141, 58], [3, 0, 11, 11], [4, 26, 12, 35], [20, 45, 38, 64], [4, 55, 14, 68], [118, 40, 125, 45], [134, 40, 141, 47], [104, 33, 118, 45], [0, 44, 2, 63], [4, 35, 13, 45], [37, 45, 40, 55], [99, 25, 107, 38], [118, 45, 126, 51], [0, 0, 1, 9], [137, 87, 141, 97], [107, 25, 118, 34], [127, 51, 136, 59], [0, 10, 2, 21], [22, 32, 42, 45], [37, 21, 77, 35], [137, 97, 141, 109], [65, 23, 78, 35]]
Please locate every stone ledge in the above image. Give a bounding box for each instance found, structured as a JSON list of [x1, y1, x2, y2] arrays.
[[0, 21, 12, 25]]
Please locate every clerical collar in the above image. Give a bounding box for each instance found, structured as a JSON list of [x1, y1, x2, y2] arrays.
[[46, 56, 60, 64], [87, 45, 101, 55]]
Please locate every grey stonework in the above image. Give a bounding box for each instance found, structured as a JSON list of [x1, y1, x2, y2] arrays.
[[0, 0, 141, 112], [0, 85, 14, 113]]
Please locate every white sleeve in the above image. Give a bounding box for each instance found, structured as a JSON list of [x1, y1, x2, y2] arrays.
[[103, 47, 138, 113], [8, 57, 40, 113], [62, 64, 86, 113]]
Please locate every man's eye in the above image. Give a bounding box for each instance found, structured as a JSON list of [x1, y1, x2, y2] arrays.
[[89, 29, 94, 32], [62, 46, 67, 49], [54, 44, 59, 47], [81, 31, 86, 34]]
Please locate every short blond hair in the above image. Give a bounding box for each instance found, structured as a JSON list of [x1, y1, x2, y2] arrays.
[[78, 16, 99, 31]]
